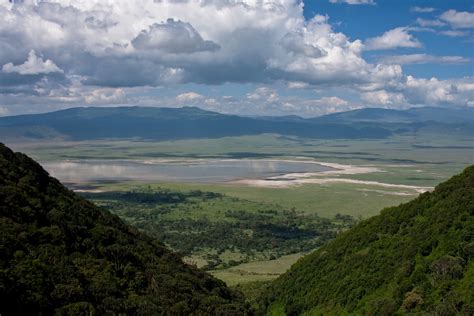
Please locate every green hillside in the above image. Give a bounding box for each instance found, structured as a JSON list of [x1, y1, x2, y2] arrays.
[[261, 166, 474, 315], [0, 143, 248, 315]]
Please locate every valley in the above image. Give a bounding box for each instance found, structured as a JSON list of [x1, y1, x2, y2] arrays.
[[5, 129, 473, 292], [2, 1, 473, 313]]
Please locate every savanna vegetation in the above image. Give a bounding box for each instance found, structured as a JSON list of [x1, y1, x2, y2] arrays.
[[81, 189, 356, 270]]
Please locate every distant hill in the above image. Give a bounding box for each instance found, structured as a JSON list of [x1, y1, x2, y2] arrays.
[[0, 106, 392, 141], [0, 143, 248, 315], [313, 106, 474, 124], [1, 105, 472, 142], [261, 166, 474, 315]]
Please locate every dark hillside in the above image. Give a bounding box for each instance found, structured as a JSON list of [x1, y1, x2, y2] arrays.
[[261, 165, 474, 315], [0, 143, 248, 315]]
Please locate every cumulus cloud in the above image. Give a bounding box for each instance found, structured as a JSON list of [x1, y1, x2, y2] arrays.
[[380, 54, 470, 65], [0, 0, 472, 115], [361, 90, 407, 106], [316, 96, 348, 107], [164, 86, 355, 117], [0, 0, 402, 90], [403, 76, 470, 105], [132, 19, 220, 54], [176, 92, 205, 103], [2, 50, 63, 75], [279, 32, 327, 59], [247, 87, 280, 103], [365, 27, 422, 50], [329, 0, 375, 5], [125, 87, 355, 117], [84, 88, 126, 104], [244, 87, 354, 116], [360, 77, 474, 108], [440, 10, 474, 29]]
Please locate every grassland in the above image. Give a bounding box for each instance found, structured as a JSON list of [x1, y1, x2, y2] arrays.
[[8, 132, 473, 167], [103, 181, 416, 219], [210, 253, 306, 285]]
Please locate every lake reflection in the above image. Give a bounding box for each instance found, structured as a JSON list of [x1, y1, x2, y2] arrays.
[[42, 159, 334, 184]]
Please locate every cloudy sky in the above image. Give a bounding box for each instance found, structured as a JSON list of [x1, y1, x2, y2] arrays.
[[0, 0, 473, 117]]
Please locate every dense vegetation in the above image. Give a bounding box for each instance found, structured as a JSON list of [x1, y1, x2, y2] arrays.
[[261, 165, 474, 315], [0, 143, 249, 315], [82, 189, 356, 270]]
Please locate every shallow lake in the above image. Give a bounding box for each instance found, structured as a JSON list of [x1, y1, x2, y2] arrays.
[[42, 159, 334, 184]]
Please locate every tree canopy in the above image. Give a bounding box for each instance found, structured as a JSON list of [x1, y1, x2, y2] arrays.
[[261, 165, 474, 315], [0, 143, 248, 315]]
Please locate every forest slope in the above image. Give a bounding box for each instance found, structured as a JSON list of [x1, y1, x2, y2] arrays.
[[261, 165, 474, 315], [0, 143, 248, 315]]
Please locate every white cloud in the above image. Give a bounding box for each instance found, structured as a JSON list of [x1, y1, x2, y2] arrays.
[[440, 10, 474, 29], [0, 0, 472, 115], [380, 54, 470, 65], [403, 76, 474, 106], [247, 87, 280, 103], [176, 92, 205, 103], [0, 0, 403, 90], [84, 88, 125, 104], [365, 27, 422, 50], [279, 32, 327, 59], [439, 30, 469, 37], [244, 87, 354, 116], [299, 96, 355, 115], [361, 90, 407, 106], [415, 18, 445, 27], [329, 0, 375, 5], [2, 50, 63, 75], [410, 7, 435, 13], [360, 77, 474, 108], [317, 96, 348, 107], [287, 81, 310, 89], [0, 106, 9, 116], [132, 19, 220, 54]]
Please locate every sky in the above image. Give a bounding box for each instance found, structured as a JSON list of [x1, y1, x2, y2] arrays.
[[0, 0, 473, 117]]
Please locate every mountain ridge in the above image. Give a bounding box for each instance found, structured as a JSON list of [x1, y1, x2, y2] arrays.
[[0, 106, 397, 141], [313, 106, 474, 124], [2, 105, 473, 142]]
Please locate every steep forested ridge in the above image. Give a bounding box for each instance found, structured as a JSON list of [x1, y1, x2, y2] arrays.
[[0, 143, 248, 315], [261, 166, 474, 315]]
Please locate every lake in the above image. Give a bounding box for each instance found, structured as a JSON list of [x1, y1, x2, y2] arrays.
[[41, 158, 334, 184]]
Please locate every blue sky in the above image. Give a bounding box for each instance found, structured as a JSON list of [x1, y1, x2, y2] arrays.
[[303, 0, 474, 78], [0, 0, 473, 117]]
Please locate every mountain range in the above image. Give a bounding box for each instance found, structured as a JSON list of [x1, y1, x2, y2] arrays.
[[1, 106, 473, 141]]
